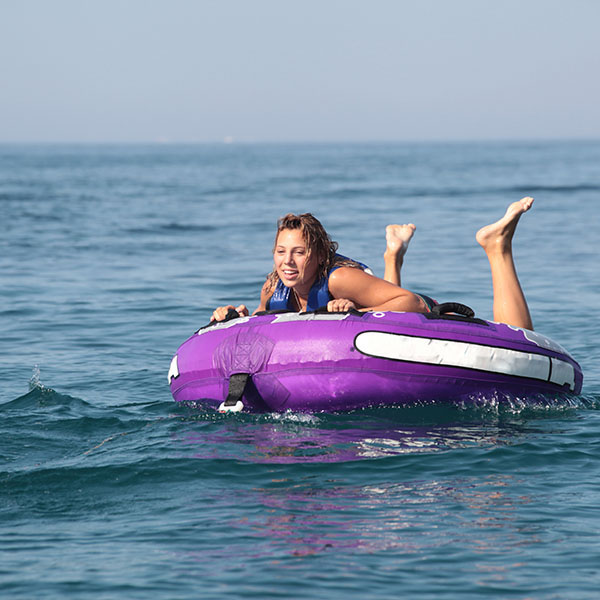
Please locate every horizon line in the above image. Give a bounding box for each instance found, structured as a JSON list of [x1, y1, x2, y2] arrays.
[[1, 135, 599, 146]]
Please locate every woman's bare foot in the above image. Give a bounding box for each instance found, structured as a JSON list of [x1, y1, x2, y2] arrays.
[[476, 197, 534, 254], [385, 223, 416, 258], [476, 198, 534, 330], [383, 223, 416, 286]]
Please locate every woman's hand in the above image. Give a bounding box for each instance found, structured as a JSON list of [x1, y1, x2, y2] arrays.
[[211, 304, 249, 322], [327, 298, 356, 313]]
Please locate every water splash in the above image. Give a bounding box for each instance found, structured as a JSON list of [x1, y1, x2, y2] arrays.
[[267, 410, 321, 425], [28, 365, 45, 392], [455, 390, 594, 417]]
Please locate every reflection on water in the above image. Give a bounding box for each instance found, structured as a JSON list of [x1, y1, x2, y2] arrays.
[[179, 420, 507, 463], [243, 474, 535, 559], [171, 398, 590, 587], [175, 397, 580, 464], [181, 469, 542, 588]]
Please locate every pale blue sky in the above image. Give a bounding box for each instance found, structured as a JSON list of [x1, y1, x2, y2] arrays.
[[1, 0, 598, 143]]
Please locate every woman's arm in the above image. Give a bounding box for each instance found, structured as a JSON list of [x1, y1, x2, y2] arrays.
[[328, 267, 427, 313]]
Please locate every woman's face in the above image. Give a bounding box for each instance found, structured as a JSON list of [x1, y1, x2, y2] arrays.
[[274, 228, 319, 292]]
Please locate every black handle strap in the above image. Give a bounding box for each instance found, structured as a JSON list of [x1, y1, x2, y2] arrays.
[[431, 302, 475, 318], [198, 307, 242, 331], [223, 307, 241, 321], [222, 373, 250, 408]]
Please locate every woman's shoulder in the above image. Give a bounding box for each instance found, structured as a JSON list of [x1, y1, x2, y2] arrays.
[[256, 276, 282, 313], [331, 253, 368, 270], [328, 264, 373, 289], [330, 263, 372, 277], [261, 276, 282, 299], [261, 278, 274, 294]]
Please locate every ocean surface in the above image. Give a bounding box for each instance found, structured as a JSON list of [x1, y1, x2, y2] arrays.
[[1, 141, 599, 599]]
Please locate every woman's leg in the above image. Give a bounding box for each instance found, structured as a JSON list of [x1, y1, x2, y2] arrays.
[[383, 223, 416, 286], [476, 197, 534, 330]]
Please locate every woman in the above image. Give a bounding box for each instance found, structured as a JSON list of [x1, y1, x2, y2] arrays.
[[212, 197, 535, 331]]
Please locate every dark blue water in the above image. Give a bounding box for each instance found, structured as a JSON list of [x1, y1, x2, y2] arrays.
[[1, 142, 599, 599]]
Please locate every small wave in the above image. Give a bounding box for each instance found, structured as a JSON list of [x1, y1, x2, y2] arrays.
[[123, 223, 217, 235], [2, 366, 94, 417], [505, 183, 600, 194], [204, 186, 251, 196], [316, 182, 600, 201], [0, 191, 40, 202], [3, 384, 90, 414]]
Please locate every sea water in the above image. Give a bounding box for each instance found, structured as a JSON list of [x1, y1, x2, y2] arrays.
[[1, 141, 599, 599]]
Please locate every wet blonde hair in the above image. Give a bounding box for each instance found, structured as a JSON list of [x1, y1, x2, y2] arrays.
[[265, 213, 362, 292]]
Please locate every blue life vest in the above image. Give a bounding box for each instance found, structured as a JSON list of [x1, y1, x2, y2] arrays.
[[266, 254, 370, 312]]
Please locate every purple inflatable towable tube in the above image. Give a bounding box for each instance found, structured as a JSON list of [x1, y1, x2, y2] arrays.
[[168, 308, 583, 413]]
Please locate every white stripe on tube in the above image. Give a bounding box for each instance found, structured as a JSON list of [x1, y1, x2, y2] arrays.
[[354, 331, 574, 391]]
